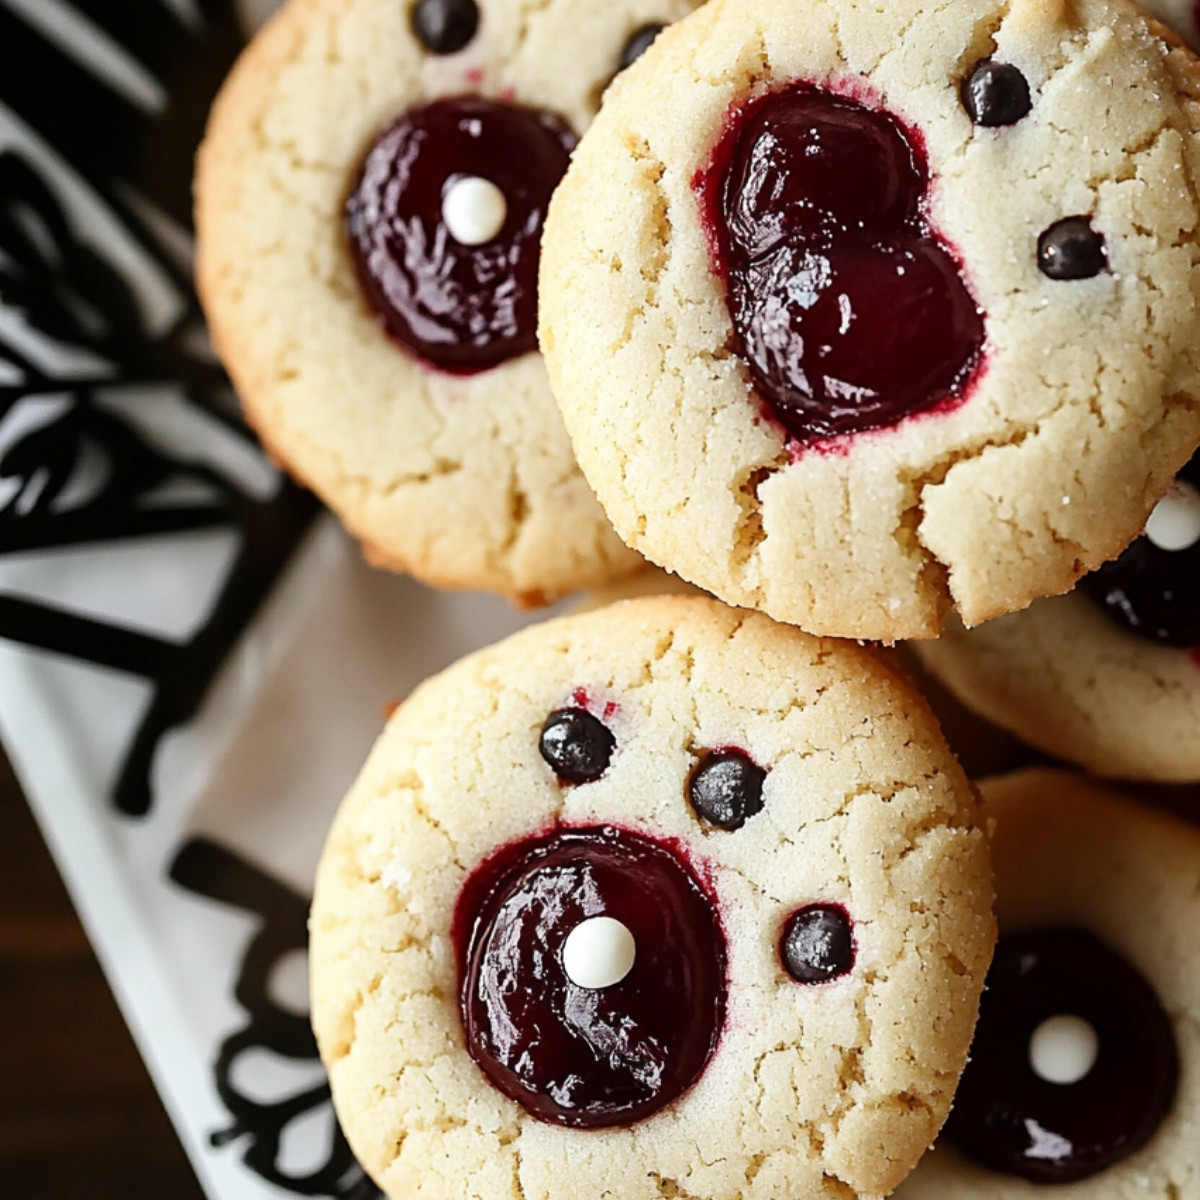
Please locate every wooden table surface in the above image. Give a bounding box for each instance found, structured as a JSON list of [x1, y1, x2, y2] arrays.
[[0, 746, 206, 1200]]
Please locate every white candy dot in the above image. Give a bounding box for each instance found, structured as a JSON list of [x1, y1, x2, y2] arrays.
[[1028, 1014, 1100, 1085], [442, 175, 507, 246], [1145, 480, 1200, 552], [562, 916, 636, 990]]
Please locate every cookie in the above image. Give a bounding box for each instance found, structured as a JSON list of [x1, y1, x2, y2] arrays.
[[569, 561, 708, 613], [194, 0, 696, 604], [894, 768, 1200, 1197], [538, 0, 1200, 640], [1142, 0, 1200, 50], [309, 595, 995, 1200], [913, 450, 1200, 781]]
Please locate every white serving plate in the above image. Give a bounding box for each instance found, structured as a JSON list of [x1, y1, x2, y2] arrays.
[[0, 2, 554, 1195]]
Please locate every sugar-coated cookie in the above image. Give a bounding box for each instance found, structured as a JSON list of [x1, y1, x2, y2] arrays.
[[195, 0, 699, 604], [310, 595, 995, 1200], [539, 0, 1200, 640], [894, 769, 1200, 1198], [913, 451, 1200, 781], [1142, 0, 1200, 50]]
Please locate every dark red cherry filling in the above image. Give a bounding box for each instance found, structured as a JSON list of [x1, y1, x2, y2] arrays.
[[456, 825, 726, 1127], [944, 928, 1178, 1182], [694, 86, 985, 444], [346, 96, 576, 374], [1079, 451, 1200, 648]]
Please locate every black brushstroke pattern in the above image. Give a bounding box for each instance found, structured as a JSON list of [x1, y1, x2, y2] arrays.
[[169, 838, 380, 1199], [0, 0, 243, 227], [0, 2, 319, 817]]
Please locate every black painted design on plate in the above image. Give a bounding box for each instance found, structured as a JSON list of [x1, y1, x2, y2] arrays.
[[0, 1, 319, 817], [169, 837, 380, 1200]]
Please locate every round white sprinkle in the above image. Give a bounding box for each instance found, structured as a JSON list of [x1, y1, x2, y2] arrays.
[[562, 916, 636, 990], [1145, 480, 1200, 552], [441, 175, 507, 246], [1028, 1013, 1100, 1085]]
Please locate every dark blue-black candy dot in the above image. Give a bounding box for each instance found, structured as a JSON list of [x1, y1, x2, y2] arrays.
[[687, 750, 766, 831], [539, 707, 615, 783], [412, 0, 479, 55]]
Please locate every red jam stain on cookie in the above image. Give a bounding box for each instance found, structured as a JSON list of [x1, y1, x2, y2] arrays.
[[693, 84, 986, 447], [944, 928, 1179, 1182], [1079, 452, 1200, 650], [455, 825, 728, 1127], [346, 97, 576, 374]]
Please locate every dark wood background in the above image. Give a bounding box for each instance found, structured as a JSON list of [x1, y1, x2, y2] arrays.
[[0, 745, 205, 1200]]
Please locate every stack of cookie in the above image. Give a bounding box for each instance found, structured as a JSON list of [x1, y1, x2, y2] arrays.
[[195, 0, 1200, 1195]]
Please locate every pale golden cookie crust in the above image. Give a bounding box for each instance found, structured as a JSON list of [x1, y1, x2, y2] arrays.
[[539, 0, 1200, 639], [310, 595, 995, 1200], [195, 0, 698, 603], [894, 768, 1200, 1200], [913, 591, 1200, 782]]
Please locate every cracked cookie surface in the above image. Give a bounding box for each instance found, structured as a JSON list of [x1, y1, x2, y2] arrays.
[[894, 769, 1200, 1199], [309, 594, 995, 1200], [195, 0, 698, 604], [1141, 0, 1200, 52], [538, 0, 1200, 639], [913, 590, 1200, 782]]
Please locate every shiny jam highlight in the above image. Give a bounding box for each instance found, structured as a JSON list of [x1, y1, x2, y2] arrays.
[[693, 84, 985, 445], [455, 825, 727, 1127]]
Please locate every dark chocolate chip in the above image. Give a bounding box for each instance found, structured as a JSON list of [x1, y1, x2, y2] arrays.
[[539, 707, 615, 783], [687, 750, 766, 830], [961, 60, 1032, 127], [411, 0, 479, 55], [618, 23, 665, 71], [1038, 216, 1107, 280], [780, 904, 854, 984]]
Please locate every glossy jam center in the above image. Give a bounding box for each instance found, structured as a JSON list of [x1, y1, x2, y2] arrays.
[[944, 928, 1179, 1182], [1079, 451, 1200, 647], [694, 86, 985, 444], [455, 825, 726, 1128], [346, 96, 576, 374]]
